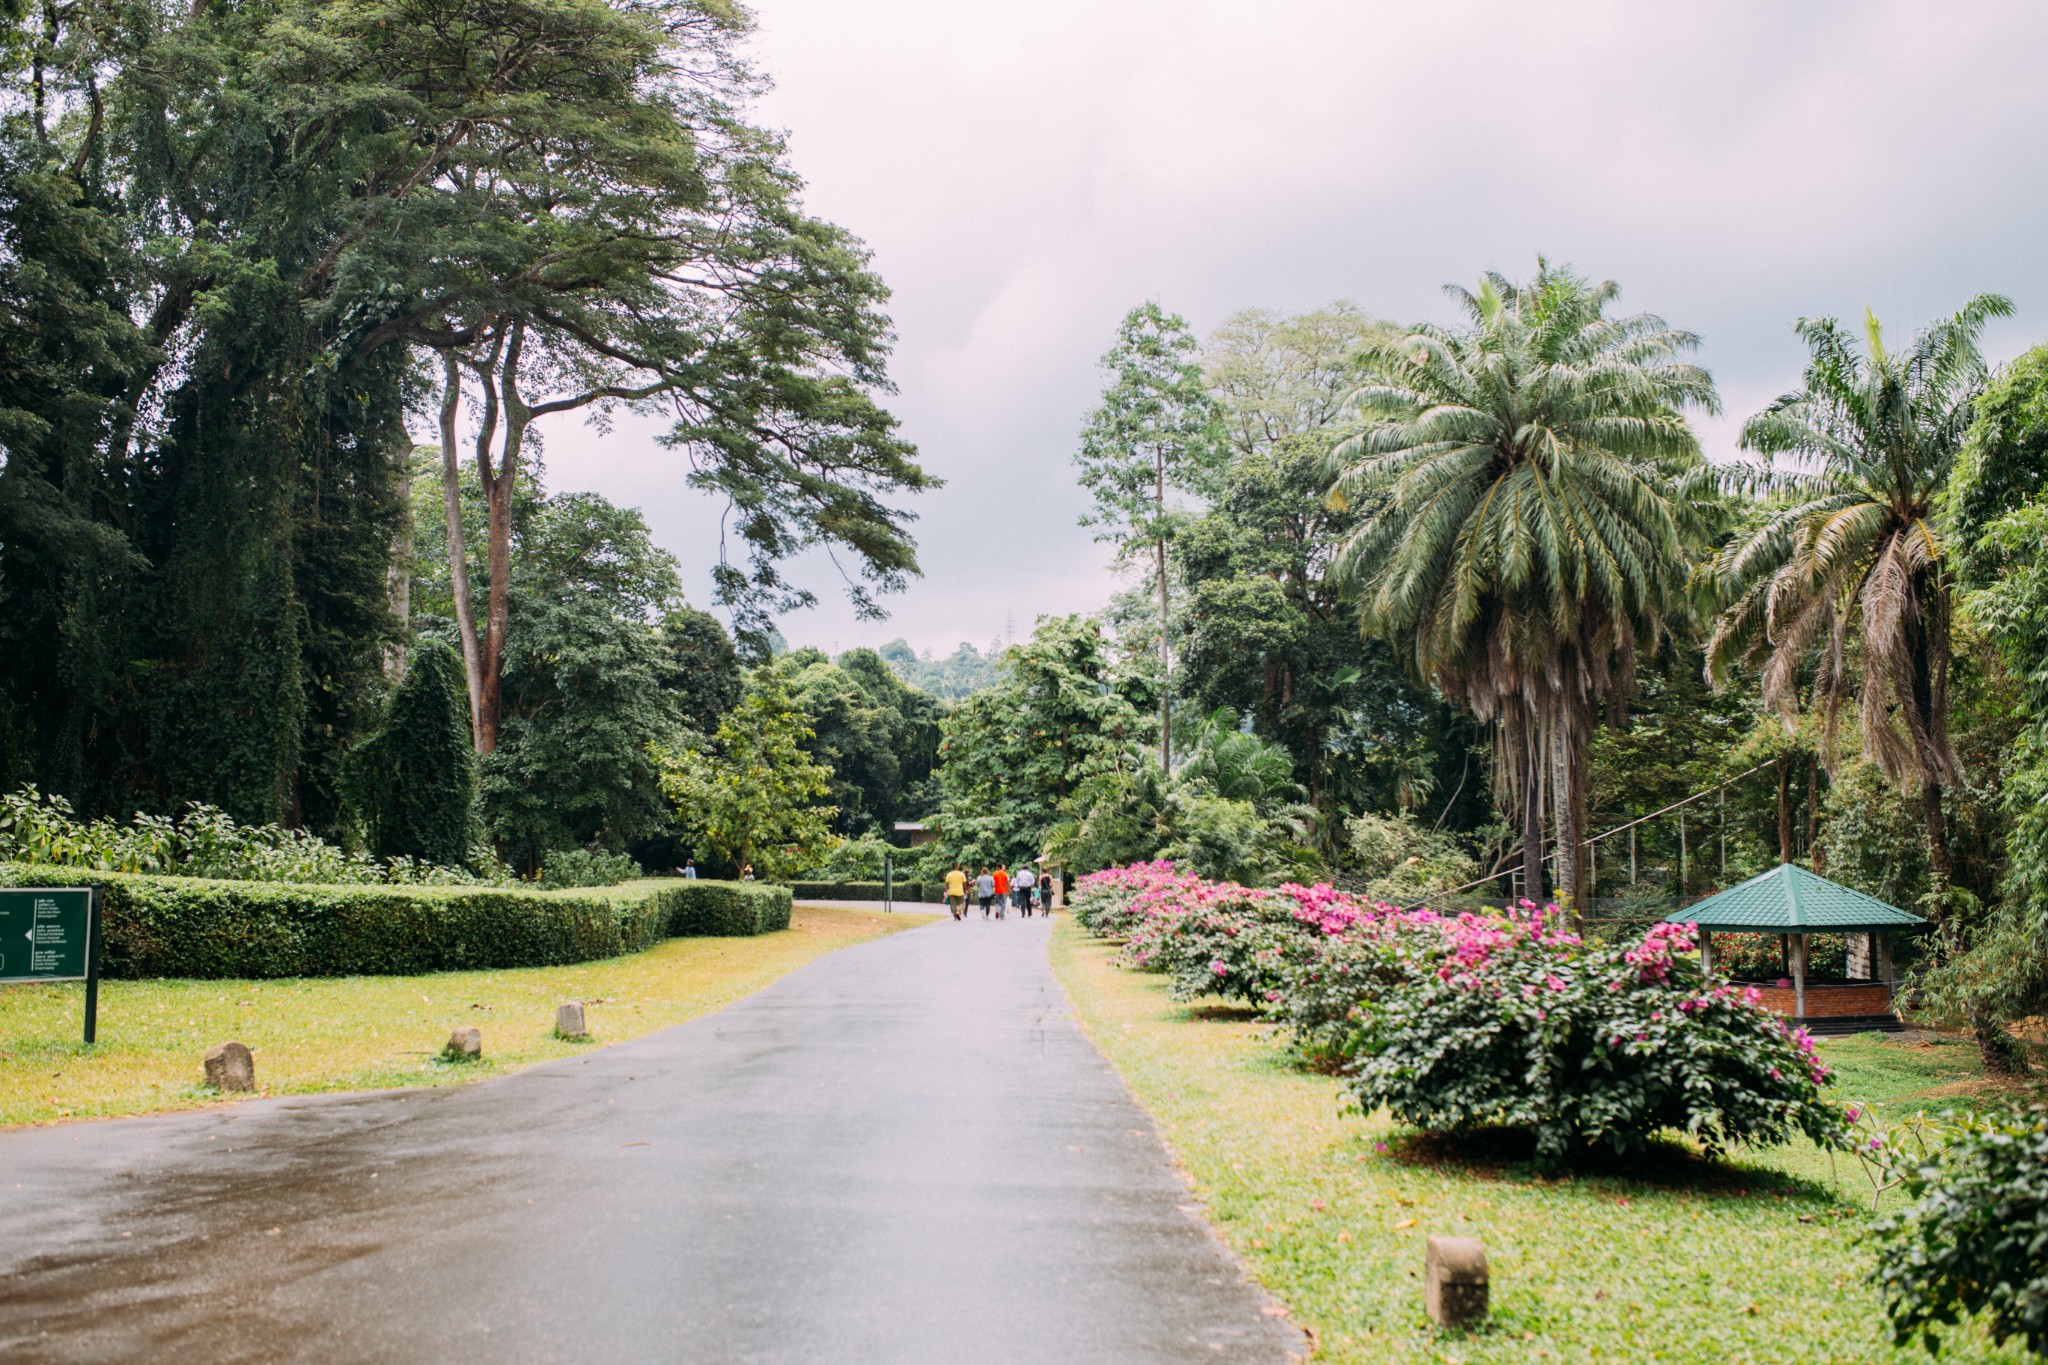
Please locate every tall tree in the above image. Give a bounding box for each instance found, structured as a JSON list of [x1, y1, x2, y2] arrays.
[[370, 0, 930, 751], [1330, 263, 1717, 909], [1074, 303, 1219, 771], [1705, 295, 2013, 903], [1175, 303, 1484, 843], [655, 667, 836, 879]]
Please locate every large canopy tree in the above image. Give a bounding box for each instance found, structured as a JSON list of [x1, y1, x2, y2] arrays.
[[1705, 295, 2012, 902], [1329, 263, 1717, 909], [0, 0, 928, 828], [1074, 303, 1219, 771], [323, 0, 930, 750]]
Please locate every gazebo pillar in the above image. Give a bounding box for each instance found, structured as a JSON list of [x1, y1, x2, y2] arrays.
[[1698, 930, 1714, 977], [1791, 933, 1808, 1020], [1875, 932, 1895, 990]]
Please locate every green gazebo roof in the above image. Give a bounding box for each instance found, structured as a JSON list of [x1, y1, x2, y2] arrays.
[[1663, 863, 1927, 933]]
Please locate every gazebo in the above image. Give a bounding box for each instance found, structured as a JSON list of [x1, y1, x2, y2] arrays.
[[1662, 863, 1926, 1034]]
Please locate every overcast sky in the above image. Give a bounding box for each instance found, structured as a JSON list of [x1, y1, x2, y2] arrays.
[[540, 0, 2048, 659]]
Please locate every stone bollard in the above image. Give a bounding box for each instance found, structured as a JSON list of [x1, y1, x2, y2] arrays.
[[1424, 1235, 1489, 1327], [204, 1041, 256, 1093], [443, 1027, 482, 1061], [555, 1001, 588, 1040]]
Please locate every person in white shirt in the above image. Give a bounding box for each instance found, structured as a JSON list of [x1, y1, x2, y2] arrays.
[[1013, 865, 1036, 917]]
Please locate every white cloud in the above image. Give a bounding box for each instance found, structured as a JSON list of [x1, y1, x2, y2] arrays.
[[536, 0, 2048, 656]]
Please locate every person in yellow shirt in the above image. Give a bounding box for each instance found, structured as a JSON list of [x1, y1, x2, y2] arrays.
[[944, 863, 968, 920]]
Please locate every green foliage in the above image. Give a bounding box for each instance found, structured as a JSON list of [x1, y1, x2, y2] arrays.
[[659, 608, 743, 734], [355, 640, 476, 866], [788, 880, 930, 904], [1873, 1109, 2048, 1356], [655, 667, 837, 880], [1075, 302, 1221, 551], [0, 0, 926, 835], [803, 833, 896, 880], [876, 638, 1001, 699], [1345, 811, 1479, 904], [0, 786, 490, 885], [774, 647, 940, 835], [937, 615, 1145, 868], [1174, 707, 1301, 808], [1923, 348, 2048, 1041], [537, 849, 642, 890]]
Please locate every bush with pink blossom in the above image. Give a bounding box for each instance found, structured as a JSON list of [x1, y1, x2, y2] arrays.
[[1073, 860, 1855, 1163], [1342, 909, 1855, 1163]]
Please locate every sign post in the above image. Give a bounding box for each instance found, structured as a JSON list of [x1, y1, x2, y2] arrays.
[[883, 854, 894, 914], [0, 887, 101, 1044]]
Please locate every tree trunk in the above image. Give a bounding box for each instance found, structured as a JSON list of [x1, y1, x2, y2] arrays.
[[1155, 448, 1170, 773], [1973, 1000, 2028, 1077], [475, 326, 530, 756], [384, 434, 413, 684], [1777, 762, 1793, 864], [1923, 780, 1951, 892], [438, 354, 485, 747], [1555, 735, 1586, 920], [1806, 757, 1820, 868], [1520, 745, 1544, 906]]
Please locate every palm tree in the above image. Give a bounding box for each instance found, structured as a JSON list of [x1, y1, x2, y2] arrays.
[[1705, 295, 2013, 905], [1330, 263, 1717, 910]]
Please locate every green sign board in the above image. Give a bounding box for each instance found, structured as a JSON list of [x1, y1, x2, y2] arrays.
[[0, 887, 94, 983]]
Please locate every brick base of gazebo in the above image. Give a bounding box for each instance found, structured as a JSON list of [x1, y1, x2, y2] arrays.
[[1739, 980, 1903, 1035]]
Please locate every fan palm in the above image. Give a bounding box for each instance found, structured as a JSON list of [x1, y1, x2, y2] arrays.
[[1705, 295, 2013, 901], [1330, 263, 1717, 909]]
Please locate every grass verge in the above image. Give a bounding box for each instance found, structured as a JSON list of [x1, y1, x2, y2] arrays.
[[1, 903, 929, 1127], [1050, 917, 2028, 1365]]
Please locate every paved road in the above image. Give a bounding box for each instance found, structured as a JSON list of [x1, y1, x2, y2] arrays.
[[0, 916, 1301, 1364]]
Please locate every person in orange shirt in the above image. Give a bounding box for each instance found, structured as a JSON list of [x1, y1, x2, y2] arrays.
[[991, 865, 1010, 920]]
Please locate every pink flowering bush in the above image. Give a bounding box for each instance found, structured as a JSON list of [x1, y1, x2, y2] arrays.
[[1074, 860, 1852, 1165], [1068, 861, 1192, 938], [1343, 909, 1855, 1163]]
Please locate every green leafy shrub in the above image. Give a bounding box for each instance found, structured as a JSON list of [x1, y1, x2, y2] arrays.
[[354, 640, 477, 866], [0, 866, 788, 978], [801, 835, 897, 881], [665, 878, 792, 936], [0, 786, 496, 885], [1873, 1108, 2048, 1356], [537, 848, 641, 889]]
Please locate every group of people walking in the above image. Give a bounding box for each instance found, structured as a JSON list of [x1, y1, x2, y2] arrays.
[[943, 863, 1055, 920]]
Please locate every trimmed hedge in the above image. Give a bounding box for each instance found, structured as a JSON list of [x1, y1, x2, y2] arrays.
[[789, 880, 937, 904], [0, 865, 795, 980]]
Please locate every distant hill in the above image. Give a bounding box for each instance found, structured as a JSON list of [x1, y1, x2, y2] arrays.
[[876, 638, 1003, 699]]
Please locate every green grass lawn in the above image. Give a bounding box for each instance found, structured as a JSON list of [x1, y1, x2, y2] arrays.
[[1050, 917, 2032, 1365], [0, 903, 930, 1127]]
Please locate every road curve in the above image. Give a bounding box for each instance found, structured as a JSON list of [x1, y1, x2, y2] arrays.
[[0, 914, 1301, 1364]]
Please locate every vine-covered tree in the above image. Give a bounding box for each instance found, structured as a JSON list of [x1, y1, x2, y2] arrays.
[[354, 640, 476, 866]]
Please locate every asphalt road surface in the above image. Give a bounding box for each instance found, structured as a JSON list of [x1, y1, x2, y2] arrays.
[[0, 914, 1302, 1364]]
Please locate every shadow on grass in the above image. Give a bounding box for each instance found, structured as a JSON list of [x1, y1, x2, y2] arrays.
[[1177, 1003, 1263, 1023], [1382, 1126, 1841, 1200]]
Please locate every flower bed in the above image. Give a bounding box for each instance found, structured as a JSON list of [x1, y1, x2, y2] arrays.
[[1072, 860, 1854, 1163]]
